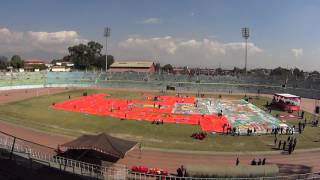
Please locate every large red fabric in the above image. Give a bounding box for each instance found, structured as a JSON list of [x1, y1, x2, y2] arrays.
[[50, 93, 229, 132]]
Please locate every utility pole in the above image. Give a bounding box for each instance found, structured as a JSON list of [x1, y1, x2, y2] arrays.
[[104, 27, 111, 72], [242, 27, 250, 76]]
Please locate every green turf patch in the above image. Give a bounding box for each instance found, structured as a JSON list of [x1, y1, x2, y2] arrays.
[[186, 164, 279, 178], [0, 89, 319, 152]]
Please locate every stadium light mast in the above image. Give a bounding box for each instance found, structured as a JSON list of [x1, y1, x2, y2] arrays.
[[242, 27, 250, 76], [104, 27, 111, 72]]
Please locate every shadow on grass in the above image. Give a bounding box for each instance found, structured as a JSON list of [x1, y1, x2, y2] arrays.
[[276, 163, 312, 175]]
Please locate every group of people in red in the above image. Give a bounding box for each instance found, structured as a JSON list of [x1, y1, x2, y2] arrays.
[[131, 165, 188, 178], [221, 123, 233, 135], [191, 132, 207, 140], [131, 166, 168, 176]]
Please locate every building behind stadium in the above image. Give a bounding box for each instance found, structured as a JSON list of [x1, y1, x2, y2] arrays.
[[109, 61, 155, 73]]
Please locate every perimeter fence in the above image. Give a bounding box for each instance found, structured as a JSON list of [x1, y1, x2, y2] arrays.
[[127, 171, 320, 180], [0, 130, 128, 179]]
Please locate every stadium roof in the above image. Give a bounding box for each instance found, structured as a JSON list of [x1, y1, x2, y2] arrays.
[[110, 61, 154, 68], [61, 133, 137, 158], [274, 93, 300, 98], [109, 68, 151, 73], [24, 59, 46, 64]]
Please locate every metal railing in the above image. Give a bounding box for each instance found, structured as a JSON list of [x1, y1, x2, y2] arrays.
[[127, 171, 320, 180], [0, 132, 128, 179], [0, 131, 319, 179]]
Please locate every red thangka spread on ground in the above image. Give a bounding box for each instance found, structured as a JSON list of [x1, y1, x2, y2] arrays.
[[50, 93, 229, 132]]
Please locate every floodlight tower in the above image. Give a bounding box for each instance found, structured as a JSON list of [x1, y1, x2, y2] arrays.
[[242, 27, 250, 75], [104, 27, 111, 72]]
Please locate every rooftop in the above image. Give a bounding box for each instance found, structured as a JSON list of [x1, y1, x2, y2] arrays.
[[24, 59, 46, 63], [110, 61, 154, 68], [274, 93, 300, 98]]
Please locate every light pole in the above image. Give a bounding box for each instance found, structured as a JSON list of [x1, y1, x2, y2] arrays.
[[104, 27, 111, 72], [242, 27, 250, 76]]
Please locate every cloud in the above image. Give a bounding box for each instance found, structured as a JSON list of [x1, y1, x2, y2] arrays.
[[117, 36, 263, 67], [291, 48, 303, 57], [27, 31, 84, 44], [207, 35, 217, 39], [119, 36, 177, 54], [224, 42, 263, 53], [119, 36, 262, 56], [142, 18, 162, 24], [0, 27, 88, 56], [179, 39, 227, 55], [0, 28, 23, 43]]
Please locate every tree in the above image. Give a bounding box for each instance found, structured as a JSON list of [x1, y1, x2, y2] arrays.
[[51, 59, 60, 65], [162, 64, 173, 73], [10, 55, 23, 69], [216, 67, 222, 75], [68, 43, 91, 70], [249, 68, 268, 77], [107, 55, 114, 69], [292, 67, 304, 78], [87, 41, 103, 56], [0, 56, 9, 70], [310, 70, 320, 76], [86, 41, 103, 69], [66, 41, 108, 70], [233, 67, 245, 75], [93, 55, 114, 70], [270, 67, 290, 76], [62, 55, 71, 62]]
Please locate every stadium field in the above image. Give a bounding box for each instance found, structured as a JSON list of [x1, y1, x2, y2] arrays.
[[0, 88, 319, 152]]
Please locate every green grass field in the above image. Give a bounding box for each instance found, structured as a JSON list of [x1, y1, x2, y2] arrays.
[[0, 89, 319, 152]]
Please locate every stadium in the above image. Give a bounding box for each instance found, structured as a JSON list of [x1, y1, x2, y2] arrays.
[[0, 69, 319, 180], [1, 1, 320, 179]]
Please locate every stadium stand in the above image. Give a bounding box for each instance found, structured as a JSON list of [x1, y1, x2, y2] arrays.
[[0, 72, 46, 87], [0, 71, 320, 98], [46, 71, 101, 86]]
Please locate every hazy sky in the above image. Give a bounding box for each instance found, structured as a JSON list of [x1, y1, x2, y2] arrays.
[[1, 0, 320, 71]]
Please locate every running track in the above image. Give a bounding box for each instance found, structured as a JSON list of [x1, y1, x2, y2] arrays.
[[0, 113, 319, 174]]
